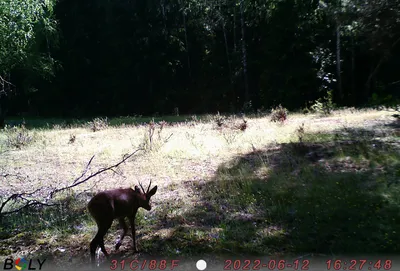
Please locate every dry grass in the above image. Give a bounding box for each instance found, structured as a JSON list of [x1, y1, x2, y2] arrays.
[[0, 108, 399, 267], [0, 109, 391, 192]]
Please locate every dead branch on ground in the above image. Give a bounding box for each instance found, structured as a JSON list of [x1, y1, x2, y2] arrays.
[[0, 148, 144, 217]]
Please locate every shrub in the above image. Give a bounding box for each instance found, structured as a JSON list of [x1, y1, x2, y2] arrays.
[[213, 113, 227, 128], [4, 124, 35, 149], [296, 123, 305, 143], [140, 120, 172, 152], [89, 117, 109, 132], [309, 90, 335, 115], [270, 105, 288, 123], [238, 119, 248, 131]]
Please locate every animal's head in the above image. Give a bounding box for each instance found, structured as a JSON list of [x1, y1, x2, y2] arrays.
[[134, 181, 158, 211]]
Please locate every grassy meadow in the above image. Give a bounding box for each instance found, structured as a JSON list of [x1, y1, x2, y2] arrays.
[[0, 108, 399, 268]]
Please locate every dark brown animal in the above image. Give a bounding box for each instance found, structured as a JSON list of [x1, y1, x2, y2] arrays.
[[88, 182, 157, 263]]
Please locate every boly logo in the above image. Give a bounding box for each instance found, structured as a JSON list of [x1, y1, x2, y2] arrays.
[[15, 258, 28, 270], [3, 258, 46, 270]]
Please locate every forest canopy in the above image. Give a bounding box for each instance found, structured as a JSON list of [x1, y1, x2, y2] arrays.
[[0, 0, 399, 120]]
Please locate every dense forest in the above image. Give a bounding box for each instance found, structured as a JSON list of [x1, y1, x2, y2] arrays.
[[1, 0, 399, 124]]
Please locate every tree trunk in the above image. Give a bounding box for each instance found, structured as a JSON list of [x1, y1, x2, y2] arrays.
[[240, 0, 249, 104], [233, 4, 237, 52], [0, 73, 11, 129], [335, 18, 342, 101], [220, 7, 235, 112], [161, 0, 167, 38], [351, 30, 355, 98], [182, 10, 191, 79], [220, 8, 233, 85]]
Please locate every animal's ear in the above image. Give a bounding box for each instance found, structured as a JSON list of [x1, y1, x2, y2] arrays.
[[147, 186, 157, 197], [134, 185, 141, 192]]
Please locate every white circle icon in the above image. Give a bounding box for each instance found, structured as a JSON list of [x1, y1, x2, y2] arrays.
[[196, 259, 207, 270]]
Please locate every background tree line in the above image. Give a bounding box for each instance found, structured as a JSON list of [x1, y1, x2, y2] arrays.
[[1, 0, 399, 124]]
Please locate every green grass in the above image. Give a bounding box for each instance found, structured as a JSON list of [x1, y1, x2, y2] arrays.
[[4, 114, 204, 130], [0, 108, 399, 266], [180, 131, 400, 255]]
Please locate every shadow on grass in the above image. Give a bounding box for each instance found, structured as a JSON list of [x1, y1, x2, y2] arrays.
[[141, 125, 400, 257], [0, 190, 159, 266], [0, 193, 93, 257]]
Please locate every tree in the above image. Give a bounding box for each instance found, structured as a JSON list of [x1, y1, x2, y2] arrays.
[[239, 0, 249, 105], [0, 0, 58, 127], [357, 0, 400, 97], [317, 0, 348, 101]]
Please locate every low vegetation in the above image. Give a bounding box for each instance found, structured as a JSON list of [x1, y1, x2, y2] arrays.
[[0, 108, 399, 268]]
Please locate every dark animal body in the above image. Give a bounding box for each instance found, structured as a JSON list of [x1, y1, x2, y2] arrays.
[[88, 182, 157, 264]]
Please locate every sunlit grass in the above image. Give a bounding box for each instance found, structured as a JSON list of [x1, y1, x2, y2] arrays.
[[0, 108, 399, 265]]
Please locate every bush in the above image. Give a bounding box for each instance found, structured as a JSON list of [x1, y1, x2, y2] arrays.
[[370, 93, 400, 109], [309, 90, 335, 115], [88, 117, 109, 132], [213, 113, 228, 128], [270, 105, 288, 123], [140, 120, 172, 152], [4, 124, 35, 149]]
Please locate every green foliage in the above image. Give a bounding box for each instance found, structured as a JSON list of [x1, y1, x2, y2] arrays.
[[0, 0, 57, 75], [309, 90, 336, 115], [1, 191, 91, 245], [370, 93, 399, 107], [198, 130, 400, 254], [2, 0, 400, 119]]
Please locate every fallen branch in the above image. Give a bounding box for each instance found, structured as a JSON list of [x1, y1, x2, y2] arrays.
[[0, 187, 51, 215], [1, 199, 57, 216], [49, 148, 143, 198], [0, 147, 144, 217]]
